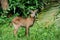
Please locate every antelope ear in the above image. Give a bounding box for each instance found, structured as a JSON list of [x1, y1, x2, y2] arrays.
[[34, 9, 38, 13], [29, 10, 34, 13]]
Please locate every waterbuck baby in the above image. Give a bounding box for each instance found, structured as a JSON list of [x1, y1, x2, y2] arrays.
[[12, 9, 38, 36]]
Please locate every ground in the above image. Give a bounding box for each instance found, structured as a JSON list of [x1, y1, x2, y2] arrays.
[[0, 4, 60, 40]]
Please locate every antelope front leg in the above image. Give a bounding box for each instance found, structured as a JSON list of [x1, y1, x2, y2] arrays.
[[14, 28, 18, 36], [13, 24, 19, 36], [25, 26, 29, 36]]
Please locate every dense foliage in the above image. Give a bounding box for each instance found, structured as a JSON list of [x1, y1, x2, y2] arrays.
[[0, 0, 60, 17], [0, 0, 52, 17]]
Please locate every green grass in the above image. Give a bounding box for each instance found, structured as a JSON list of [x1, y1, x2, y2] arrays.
[[0, 5, 60, 40]]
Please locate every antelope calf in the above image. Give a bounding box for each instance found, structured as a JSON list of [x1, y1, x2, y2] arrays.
[[12, 9, 38, 36]]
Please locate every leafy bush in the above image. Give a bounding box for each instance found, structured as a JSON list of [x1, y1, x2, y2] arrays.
[[0, 0, 47, 17], [8, 0, 43, 17]]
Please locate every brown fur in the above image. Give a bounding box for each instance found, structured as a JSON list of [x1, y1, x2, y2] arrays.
[[12, 9, 38, 36], [1, 0, 9, 10]]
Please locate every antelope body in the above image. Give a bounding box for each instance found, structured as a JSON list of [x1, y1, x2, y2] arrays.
[[12, 9, 38, 36]]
